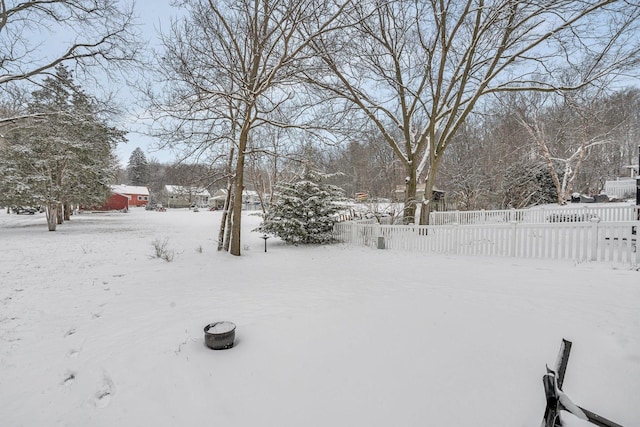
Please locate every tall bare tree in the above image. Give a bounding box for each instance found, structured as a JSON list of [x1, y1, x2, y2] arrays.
[[306, 0, 640, 223], [149, 0, 353, 255]]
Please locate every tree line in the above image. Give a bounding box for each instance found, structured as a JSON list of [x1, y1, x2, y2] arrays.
[[1, 1, 640, 255], [127, 76, 640, 215], [146, 0, 640, 255]]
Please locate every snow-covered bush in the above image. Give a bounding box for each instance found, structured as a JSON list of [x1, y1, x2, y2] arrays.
[[256, 169, 345, 244]]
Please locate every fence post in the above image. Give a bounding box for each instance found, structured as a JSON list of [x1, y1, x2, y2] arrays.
[[510, 221, 518, 257], [452, 223, 459, 254], [590, 217, 600, 261], [351, 222, 358, 244], [377, 224, 385, 249]]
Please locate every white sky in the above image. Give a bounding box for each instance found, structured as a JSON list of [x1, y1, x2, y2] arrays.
[[115, 0, 179, 167]]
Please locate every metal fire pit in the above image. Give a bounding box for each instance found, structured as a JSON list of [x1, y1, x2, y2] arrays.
[[204, 321, 236, 350]]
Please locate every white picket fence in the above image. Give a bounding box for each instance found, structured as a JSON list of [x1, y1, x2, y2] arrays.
[[429, 205, 639, 225], [604, 179, 637, 199], [333, 219, 640, 266]]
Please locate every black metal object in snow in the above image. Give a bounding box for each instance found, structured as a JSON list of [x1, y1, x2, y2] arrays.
[[636, 174, 640, 221], [204, 322, 236, 350], [260, 234, 270, 252], [637, 145, 640, 216], [542, 339, 624, 427]]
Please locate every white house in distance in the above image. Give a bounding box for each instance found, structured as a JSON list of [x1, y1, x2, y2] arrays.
[[209, 189, 261, 210], [164, 185, 211, 208]]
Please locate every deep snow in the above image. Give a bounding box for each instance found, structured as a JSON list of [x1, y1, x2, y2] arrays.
[[0, 208, 638, 426]]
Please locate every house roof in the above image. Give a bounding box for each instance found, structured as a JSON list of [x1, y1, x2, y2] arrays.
[[394, 184, 443, 193], [164, 185, 211, 197], [212, 188, 258, 197], [111, 185, 149, 196]]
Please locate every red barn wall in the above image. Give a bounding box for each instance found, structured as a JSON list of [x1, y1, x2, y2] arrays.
[[127, 193, 149, 207], [106, 193, 129, 210]]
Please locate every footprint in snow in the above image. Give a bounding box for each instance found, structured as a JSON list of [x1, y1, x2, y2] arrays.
[[64, 328, 76, 337], [94, 374, 115, 408], [62, 371, 76, 386]]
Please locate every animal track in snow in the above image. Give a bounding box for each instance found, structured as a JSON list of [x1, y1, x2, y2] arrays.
[[64, 328, 76, 337]]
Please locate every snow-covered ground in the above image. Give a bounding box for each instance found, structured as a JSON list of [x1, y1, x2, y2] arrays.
[[1, 208, 638, 427]]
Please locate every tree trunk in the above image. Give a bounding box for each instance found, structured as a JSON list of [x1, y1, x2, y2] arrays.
[[229, 125, 249, 256], [63, 201, 72, 221], [46, 203, 57, 231], [420, 173, 435, 226], [403, 165, 417, 224], [419, 154, 442, 225], [217, 146, 235, 251], [218, 182, 234, 251], [56, 202, 64, 224], [223, 193, 234, 252], [230, 170, 245, 255]]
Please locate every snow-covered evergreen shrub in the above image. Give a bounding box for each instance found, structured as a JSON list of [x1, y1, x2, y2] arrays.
[[257, 169, 345, 244]]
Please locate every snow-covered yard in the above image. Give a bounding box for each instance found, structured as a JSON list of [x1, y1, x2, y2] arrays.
[[1, 208, 638, 426]]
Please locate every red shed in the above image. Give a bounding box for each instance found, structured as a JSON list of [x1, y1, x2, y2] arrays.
[[80, 192, 129, 212], [105, 193, 129, 211]]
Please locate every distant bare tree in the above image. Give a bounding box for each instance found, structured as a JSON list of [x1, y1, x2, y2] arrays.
[[306, 0, 640, 223], [323, 129, 403, 200], [246, 126, 304, 211], [590, 89, 640, 183], [516, 88, 623, 204]]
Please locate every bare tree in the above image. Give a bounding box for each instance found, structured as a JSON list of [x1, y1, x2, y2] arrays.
[[591, 88, 640, 183], [0, 0, 140, 89], [306, 0, 640, 223], [516, 88, 625, 204], [149, 0, 353, 255], [246, 126, 302, 211]]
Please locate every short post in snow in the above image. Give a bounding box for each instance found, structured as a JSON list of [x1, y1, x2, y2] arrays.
[[260, 234, 270, 252], [542, 339, 624, 427], [635, 177, 639, 220]]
